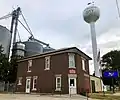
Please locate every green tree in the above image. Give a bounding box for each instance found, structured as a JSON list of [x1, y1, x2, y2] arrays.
[[0, 45, 10, 82], [101, 50, 120, 70], [101, 50, 120, 91], [0, 45, 17, 83], [8, 57, 18, 83]]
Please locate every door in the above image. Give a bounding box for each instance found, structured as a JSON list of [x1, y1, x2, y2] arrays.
[[69, 78, 77, 94], [25, 78, 31, 93], [91, 80, 96, 93]]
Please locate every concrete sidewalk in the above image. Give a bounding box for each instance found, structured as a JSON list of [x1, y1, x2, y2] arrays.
[[113, 92, 120, 96], [0, 93, 98, 100]]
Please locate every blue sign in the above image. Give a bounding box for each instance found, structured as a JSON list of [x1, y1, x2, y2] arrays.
[[103, 71, 119, 78]]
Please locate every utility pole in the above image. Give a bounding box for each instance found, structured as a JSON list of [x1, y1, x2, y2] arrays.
[[112, 77, 115, 93], [116, 0, 120, 18]]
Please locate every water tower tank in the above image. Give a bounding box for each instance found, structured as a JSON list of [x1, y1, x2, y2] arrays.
[[83, 5, 100, 23], [0, 25, 11, 56], [23, 40, 43, 57], [12, 42, 25, 57]]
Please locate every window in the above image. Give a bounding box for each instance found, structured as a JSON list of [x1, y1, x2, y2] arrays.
[[18, 77, 22, 85], [32, 76, 38, 90], [45, 56, 50, 70], [68, 53, 75, 68], [27, 60, 32, 72], [82, 58, 86, 71], [55, 76, 61, 91]]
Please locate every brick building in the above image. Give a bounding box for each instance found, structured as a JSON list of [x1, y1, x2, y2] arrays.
[[16, 47, 91, 94]]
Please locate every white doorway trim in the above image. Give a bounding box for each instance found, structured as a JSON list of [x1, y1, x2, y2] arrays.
[[25, 77, 31, 93], [68, 74, 77, 94]]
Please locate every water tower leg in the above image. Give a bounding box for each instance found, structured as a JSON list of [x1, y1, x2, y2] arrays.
[[90, 22, 99, 77]]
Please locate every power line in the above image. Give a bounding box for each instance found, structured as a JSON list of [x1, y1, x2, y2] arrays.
[[116, 0, 120, 18]]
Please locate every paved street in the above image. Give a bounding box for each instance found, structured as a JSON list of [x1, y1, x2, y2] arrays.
[[0, 93, 97, 100]]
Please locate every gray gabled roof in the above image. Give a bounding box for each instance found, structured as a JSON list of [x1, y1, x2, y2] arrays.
[[17, 47, 92, 62]]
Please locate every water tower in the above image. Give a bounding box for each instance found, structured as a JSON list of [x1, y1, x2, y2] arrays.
[[83, 3, 100, 77]]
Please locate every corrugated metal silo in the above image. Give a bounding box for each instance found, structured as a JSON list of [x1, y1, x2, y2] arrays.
[[43, 46, 55, 52], [0, 25, 11, 56], [12, 42, 25, 57], [23, 40, 43, 57]]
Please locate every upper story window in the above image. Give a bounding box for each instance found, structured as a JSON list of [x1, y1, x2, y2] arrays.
[[18, 77, 22, 85], [82, 58, 86, 71], [68, 53, 75, 68], [45, 56, 50, 70], [27, 60, 32, 72]]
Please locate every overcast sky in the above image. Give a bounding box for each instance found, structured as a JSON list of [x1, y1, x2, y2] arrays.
[[1, 0, 120, 74]]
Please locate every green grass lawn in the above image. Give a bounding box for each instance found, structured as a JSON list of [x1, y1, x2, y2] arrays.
[[89, 93, 120, 100]]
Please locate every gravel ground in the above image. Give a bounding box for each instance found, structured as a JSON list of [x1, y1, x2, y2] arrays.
[[0, 93, 98, 100]]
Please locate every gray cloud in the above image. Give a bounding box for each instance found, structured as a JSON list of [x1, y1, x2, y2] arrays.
[[82, 39, 120, 58], [1, 0, 120, 74], [99, 40, 120, 49]]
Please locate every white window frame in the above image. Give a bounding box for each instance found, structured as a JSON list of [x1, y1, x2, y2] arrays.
[[82, 58, 86, 71], [68, 53, 75, 68], [55, 75, 61, 91], [27, 60, 32, 72], [32, 76, 38, 90], [18, 77, 22, 85], [45, 56, 50, 70]]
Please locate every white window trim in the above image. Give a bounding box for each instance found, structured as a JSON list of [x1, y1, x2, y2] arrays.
[[55, 76, 61, 91], [32, 76, 38, 91], [68, 53, 76, 68], [45, 56, 50, 70], [18, 77, 22, 85], [26, 76, 31, 79], [27, 60, 32, 72], [82, 58, 86, 71], [27, 70, 31, 72]]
